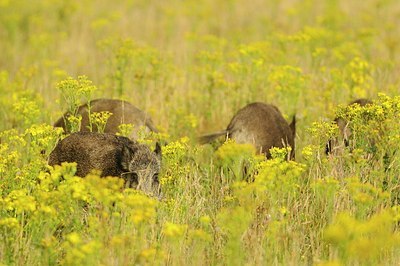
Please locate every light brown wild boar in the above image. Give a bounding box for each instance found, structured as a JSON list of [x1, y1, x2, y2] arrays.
[[326, 98, 373, 155], [54, 98, 158, 139], [48, 132, 161, 197], [199, 102, 296, 159]]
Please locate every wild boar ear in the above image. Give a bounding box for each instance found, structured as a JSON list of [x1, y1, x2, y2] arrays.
[[121, 145, 133, 171], [289, 115, 296, 138], [154, 142, 162, 159]]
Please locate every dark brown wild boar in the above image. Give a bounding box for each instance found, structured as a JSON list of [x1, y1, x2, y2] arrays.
[[54, 98, 158, 139], [48, 132, 161, 197], [199, 102, 296, 159], [326, 98, 373, 155]]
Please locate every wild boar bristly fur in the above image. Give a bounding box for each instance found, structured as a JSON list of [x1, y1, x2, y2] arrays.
[[54, 98, 158, 139], [199, 102, 296, 160], [48, 132, 161, 197]]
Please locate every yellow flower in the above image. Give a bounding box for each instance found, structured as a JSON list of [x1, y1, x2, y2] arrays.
[[66, 232, 81, 245], [162, 222, 188, 238], [0, 217, 20, 230], [279, 206, 288, 216], [199, 215, 211, 226], [139, 247, 157, 259], [189, 229, 212, 242], [6, 189, 37, 213], [41, 236, 57, 249], [301, 145, 315, 160]]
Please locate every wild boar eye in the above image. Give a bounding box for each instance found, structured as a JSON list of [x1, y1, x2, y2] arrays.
[[124, 172, 138, 188]]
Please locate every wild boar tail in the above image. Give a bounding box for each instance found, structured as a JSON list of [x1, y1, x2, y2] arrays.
[[198, 131, 228, 144]]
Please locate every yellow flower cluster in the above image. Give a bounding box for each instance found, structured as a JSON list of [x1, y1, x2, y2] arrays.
[[324, 210, 400, 262], [89, 111, 113, 133], [162, 222, 188, 239]]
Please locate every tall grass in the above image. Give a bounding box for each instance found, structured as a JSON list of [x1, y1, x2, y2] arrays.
[[1, 0, 400, 265]]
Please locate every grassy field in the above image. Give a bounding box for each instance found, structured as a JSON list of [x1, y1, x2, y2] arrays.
[[1, 0, 400, 265]]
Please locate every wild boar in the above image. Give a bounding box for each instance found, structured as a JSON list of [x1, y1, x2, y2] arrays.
[[199, 102, 296, 159], [54, 98, 158, 139], [326, 98, 373, 155], [48, 132, 161, 197]]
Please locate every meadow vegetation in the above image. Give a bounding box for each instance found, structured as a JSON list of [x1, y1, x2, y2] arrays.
[[1, 0, 400, 265]]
